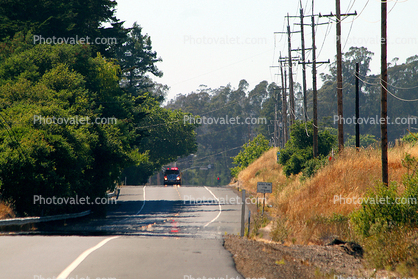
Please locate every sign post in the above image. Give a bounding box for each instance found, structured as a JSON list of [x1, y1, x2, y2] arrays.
[[257, 182, 272, 216], [240, 190, 246, 237]]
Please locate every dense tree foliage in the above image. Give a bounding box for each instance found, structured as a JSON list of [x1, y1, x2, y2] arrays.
[[0, 42, 137, 215], [278, 120, 336, 177], [115, 22, 163, 95], [0, 2, 198, 215], [230, 134, 271, 178], [0, 0, 126, 57]]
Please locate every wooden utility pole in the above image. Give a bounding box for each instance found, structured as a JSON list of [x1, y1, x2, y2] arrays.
[[274, 97, 278, 147], [335, 0, 344, 152], [287, 16, 296, 126], [312, 13, 318, 157], [298, 1, 329, 158], [320, 3, 356, 153], [381, 0, 388, 185], [269, 69, 282, 147], [275, 16, 300, 127], [292, 6, 314, 123], [280, 62, 288, 145], [355, 62, 360, 150], [299, 3, 308, 122]]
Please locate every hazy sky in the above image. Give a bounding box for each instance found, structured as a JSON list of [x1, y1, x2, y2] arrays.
[[114, 0, 418, 101]]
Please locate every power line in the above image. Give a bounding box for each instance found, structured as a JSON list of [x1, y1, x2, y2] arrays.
[[358, 72, 418, 90], [136, 98, 243, 129], [183, 145, 243, 164], [382, 82, 418, 102], [342, 15, 355, 51]]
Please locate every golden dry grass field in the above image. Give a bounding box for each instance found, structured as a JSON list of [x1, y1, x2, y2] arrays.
[[234, 143, 418, 244]]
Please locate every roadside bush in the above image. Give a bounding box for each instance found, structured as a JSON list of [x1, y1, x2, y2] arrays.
[[350, 181, 418, 237], [231, 134, 271, 178], [249, 211, 269, 238], [359, 226, 418, 271], [402, 132, 418, 144], [278, 120, 336, 177], [345, 134, 378, 148], [271, 215, 289, 243], [350, 153, 418, 271], [351, 154, 418, 237], [302, 155, 328, 179]]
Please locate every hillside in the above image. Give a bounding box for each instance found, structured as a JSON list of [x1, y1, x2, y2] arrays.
[[234, 143, 418, 244]]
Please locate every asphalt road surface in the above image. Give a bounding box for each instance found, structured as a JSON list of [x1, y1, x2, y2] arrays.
[[0, 185, 248, 279]]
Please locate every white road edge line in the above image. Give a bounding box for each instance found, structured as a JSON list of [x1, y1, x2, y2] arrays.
[[136, 185, 146, 215], [203, 186, 222, 227], [57, 236, 119, 279]]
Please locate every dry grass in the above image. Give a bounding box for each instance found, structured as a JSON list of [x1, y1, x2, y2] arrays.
[[0, 201, 15, 219], [234, 143, 418, 245]]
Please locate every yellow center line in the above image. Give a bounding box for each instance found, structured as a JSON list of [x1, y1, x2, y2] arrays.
[[175, 186, 181, 199]]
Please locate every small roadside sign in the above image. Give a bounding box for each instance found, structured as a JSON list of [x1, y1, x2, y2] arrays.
[[257, 182, 272, 194]]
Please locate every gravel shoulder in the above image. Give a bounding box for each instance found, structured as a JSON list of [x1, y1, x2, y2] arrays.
[[223, 235, 401, 279]]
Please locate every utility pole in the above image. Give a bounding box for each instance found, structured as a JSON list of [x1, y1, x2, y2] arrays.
[[287, 1, 308, 122], [335, 0, 344, 152], [300, 2, 308, 122], [320, 2, 357, 152], [291, 6, 314, 123], [277, 56, 296, 143], [287, 16, 296, 126], [280, 60, 288, 145], [274, 96, 278, 147], [270, 70, 285, 147], [312, 10, 318, 158], [381, 0, 388, 185], [297, 1, 329, 158], [355, 62, 360, 150], [275, 17, 300, 127], [284, 69, 288, 143]]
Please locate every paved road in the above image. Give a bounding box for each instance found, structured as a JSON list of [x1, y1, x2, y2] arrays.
[[0, 186, 247, 279]]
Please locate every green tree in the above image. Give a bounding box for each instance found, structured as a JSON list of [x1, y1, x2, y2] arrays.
[[0, 43, 147, 215], [345, 134, 378, 148], [116, 22, 163, 95], [230, 134, 271, 178], [0, 0, 126, 57], [279, 120, 336, 176]]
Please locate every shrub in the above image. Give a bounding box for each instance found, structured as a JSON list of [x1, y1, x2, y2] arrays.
[[350, 153, 418, 272], [302, 155, 328, 179], [230, 134, 271, 178], [350, 181, 418, 237], [278, 120, 336, 176], [402, 132, 418, 144], [345, 134, 378, 148]]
